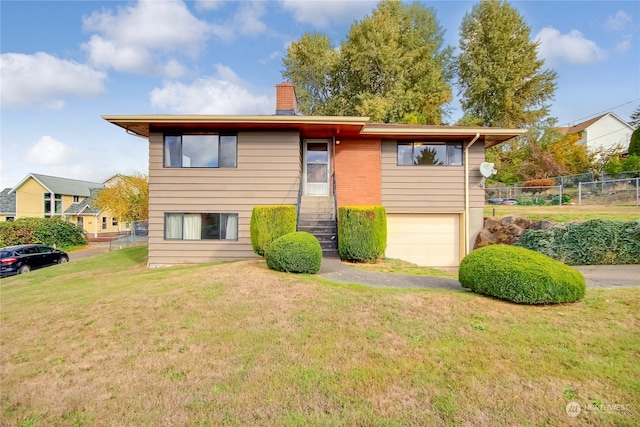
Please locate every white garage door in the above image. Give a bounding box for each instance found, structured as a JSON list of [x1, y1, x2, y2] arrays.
[[386, 214, 460, 267]]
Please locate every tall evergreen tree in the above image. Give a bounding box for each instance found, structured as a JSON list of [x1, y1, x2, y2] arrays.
[[456, 0, 557, 128], [629, 106, 640, 129]]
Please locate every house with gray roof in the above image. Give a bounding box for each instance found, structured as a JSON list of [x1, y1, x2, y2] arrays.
[[0, 188, 16, 221], [6, 173, 130, 238]]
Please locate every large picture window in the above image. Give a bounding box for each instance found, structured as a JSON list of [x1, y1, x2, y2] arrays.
[[164, 134, 237, 168], [397, 142, 463, 166], [164, 213, 238, 240]]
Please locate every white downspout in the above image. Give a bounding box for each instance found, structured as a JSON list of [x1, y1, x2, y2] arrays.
[[464, 133, 481, 257]]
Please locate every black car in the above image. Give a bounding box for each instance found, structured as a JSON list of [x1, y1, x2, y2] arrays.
[[0, 244, 69, 277]]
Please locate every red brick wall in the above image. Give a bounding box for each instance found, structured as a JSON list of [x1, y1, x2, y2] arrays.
[[334, 139, 381, 207], [275, 82, 298, 113]]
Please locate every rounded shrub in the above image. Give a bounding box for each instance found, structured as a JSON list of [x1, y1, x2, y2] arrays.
[[265, 232, 322, 274], [459, 245, 586, 304]]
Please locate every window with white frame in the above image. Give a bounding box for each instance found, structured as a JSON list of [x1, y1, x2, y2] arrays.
[[164, 134, 237, 168], [164, 213, 238, 240], [397, 142, 463, 166]]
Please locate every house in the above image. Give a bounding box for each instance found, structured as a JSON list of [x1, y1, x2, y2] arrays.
[[0, 188, 16, 221], [6, 173, 129, 238], [103, 83, 525, 267], [559, 112, 634, 153]]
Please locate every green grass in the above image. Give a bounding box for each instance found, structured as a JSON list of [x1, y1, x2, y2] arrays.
[[1, 246, 639, 426], [348, 258, 457, 278], [484, 204, 639, 222]]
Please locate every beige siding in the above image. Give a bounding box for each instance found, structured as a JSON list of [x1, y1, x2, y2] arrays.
[[148, 131, 301, 266], [467, 142, 486, 208], [381, 140, 486, 212]]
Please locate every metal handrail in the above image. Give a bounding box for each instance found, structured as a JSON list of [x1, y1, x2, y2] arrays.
[[296, 171, 303, 228]]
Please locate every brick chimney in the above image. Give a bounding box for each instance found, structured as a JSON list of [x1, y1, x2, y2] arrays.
[[275, 82, 299, 115]]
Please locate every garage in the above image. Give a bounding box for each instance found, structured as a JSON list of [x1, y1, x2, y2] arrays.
[[386, 213, 461, 267]]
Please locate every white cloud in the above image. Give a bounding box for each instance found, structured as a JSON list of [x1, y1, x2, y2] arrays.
[[81, 0, 212, 76], [26, 136, 77, 166], [615, 36, 632, 54], [150, 64, 272, 114], [280, 0, 376, 27], [535, 27, 607, 65], [234, 2, 268, 36], [195, 0, 226, 11], [604, 10, 632, 32], [0, 52, 106, 110], [259, 51, 281, 64]]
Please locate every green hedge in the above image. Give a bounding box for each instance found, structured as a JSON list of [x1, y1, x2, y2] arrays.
[[516, 219, 640, 265], [265, 232, 322, 274], [0, 217, 87, 248], [338, 206, 387, 262], [250, 205, 297, 257], [459, 245, 586, 304]]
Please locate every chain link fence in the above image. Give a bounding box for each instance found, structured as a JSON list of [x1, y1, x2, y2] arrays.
[[109, 219, 148, 250], [578, 178, 640, 206], [485, 185, 564, 205]]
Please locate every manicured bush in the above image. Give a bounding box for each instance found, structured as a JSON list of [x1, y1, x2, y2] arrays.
[[459, 245, 586, 304], [250, 205, 297, 257], [516, 219, 640, 265], [265, 232, 322, 274], [338, 206, 387, 263], [0, 217, 87, 248], [523, 179, 555, 188]]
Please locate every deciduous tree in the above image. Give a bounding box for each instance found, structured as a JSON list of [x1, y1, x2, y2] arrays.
[[281, 32, 341, 116], [282, 0, 453, 124], [95, 174, 149, 222], [456, 0, 557, 128]]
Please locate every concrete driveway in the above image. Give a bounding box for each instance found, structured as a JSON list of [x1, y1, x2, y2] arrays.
[[319, 258, 640, 290]]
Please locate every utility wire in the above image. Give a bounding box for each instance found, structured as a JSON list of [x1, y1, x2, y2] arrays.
[[560, 98, 639, 127]]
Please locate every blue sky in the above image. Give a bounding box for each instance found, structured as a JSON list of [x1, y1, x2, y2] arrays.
[[1, 0, 639, 189]]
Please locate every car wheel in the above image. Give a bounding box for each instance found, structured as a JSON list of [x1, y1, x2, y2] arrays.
[[59, 256, 69, 264], [18, 265, 31, 274]]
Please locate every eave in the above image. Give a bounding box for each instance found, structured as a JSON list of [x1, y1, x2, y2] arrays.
[[102, 114, 526, 147]]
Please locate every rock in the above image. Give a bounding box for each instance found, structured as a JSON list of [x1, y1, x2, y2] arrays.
[[500, 215, 517, 226], [474, 229, 498, 249], [531, 221, 553, 230], [515, 217, 532, 229], [504, 223, 525, 238], [484, 217, 500, 230]]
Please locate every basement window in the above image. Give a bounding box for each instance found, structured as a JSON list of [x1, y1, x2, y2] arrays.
[[164, 213, 238, 240]]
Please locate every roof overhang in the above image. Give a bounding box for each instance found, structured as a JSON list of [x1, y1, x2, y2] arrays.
[[102, 115, 526, 147]]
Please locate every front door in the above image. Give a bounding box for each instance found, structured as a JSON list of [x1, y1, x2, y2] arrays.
[[304, 140, 330, 195]]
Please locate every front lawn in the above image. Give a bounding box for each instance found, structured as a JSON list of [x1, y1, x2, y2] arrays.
[[484, 204, 639, 222], [1, 246, 638, 426]]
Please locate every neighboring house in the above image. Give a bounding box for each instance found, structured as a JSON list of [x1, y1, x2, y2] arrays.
[[7, 173, 129, 238], [104, 83, 525, 267], [0, 188, 16, 221], [559, 112, 634, 153]]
